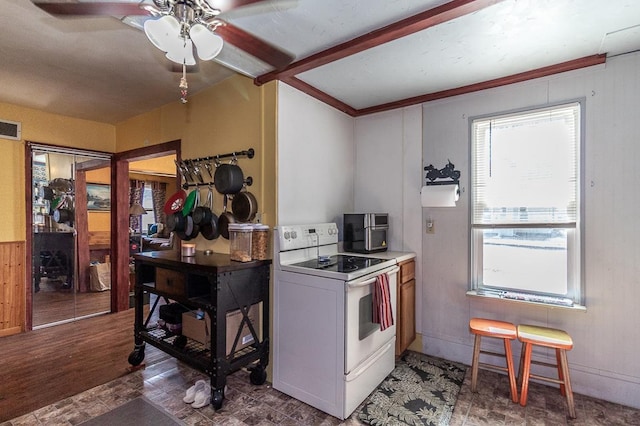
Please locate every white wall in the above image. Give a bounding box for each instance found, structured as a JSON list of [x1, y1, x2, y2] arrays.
[[276, 82, 355, 227], [421, 52, 640, 409], [354, 106, 424, 333]]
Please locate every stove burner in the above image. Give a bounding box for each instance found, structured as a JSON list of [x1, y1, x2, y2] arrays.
[[290, 255, 383, 273]]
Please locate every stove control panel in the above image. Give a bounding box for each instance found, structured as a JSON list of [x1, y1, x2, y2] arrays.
[[277, 223, 339, 251]]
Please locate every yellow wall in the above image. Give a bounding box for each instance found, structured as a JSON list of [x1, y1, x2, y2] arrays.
[[116, 75, 278, 253], [0, 102, 115, 242], [130, 156, 176, 175]]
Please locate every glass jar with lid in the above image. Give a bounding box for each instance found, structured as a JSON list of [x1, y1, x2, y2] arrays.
[[229, 224, 253, 262], [251, 224, 269, 260]]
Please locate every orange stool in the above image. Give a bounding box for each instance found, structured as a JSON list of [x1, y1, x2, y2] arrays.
[[469, 318, 518, 403], [517, 324, 576, 419]]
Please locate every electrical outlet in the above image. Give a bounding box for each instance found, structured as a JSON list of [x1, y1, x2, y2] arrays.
[[426, 219, 435, 234]]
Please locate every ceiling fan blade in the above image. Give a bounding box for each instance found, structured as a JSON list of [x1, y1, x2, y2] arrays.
[[33, 2, 151, 16], [212, 0, 266, 14], [216, 22, 294, 70]]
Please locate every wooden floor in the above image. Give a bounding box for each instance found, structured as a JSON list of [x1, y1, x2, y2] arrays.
[[0, 307, 168, 422], [32, 278, 111, 327]]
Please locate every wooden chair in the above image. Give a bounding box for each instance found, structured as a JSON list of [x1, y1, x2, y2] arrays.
[[517, 324, 576, 418], [469, 318, 519, 403]]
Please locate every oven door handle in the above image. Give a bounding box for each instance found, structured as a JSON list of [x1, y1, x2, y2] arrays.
[[346, 265, 399, 289]]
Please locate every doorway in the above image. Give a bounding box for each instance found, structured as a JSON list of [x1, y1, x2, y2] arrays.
[[29, 144, 112, 328]]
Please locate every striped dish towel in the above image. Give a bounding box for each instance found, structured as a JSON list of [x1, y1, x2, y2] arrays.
[[372, 273, 393, 331]]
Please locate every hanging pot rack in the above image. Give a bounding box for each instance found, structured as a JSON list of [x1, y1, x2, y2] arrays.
[[177, 148, 254, 190]]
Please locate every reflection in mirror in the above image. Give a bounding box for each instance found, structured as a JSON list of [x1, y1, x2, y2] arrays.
[[30, 146, 112, 329]]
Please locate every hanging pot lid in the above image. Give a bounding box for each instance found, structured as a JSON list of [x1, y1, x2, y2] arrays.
[[52, 196, 66, 210], [163, 189, 187, 215], [182, 189, 198, 217]]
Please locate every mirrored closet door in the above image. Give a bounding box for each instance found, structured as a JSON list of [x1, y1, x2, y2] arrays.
[[30, 144, 112, 328]]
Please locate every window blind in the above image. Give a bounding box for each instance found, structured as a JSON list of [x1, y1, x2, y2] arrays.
[[471, 103, 579, 226]]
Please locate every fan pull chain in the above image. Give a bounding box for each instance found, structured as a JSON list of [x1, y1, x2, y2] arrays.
[[179, 62, 188, 104]]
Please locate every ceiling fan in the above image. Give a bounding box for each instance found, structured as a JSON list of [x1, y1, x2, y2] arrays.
[[32, 0, 295, 101]]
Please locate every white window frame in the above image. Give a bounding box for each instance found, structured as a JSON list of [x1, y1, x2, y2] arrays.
[[469, 100, 585, 306]]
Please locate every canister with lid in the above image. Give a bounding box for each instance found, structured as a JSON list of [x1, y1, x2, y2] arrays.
[[251, 224, 269, 260], [229, 224, 253, 262]]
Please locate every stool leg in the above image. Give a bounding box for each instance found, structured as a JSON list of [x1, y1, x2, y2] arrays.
[[517, 341, 525, 389], [471, 334, 481, 392], [556, 349, 566, 396], [503, 338, 518, 403], [519, 342, 533, 407], [558, 349, 576, 419]]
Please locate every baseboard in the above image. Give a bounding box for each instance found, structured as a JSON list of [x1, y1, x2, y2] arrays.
[[407, 333, 423, 353], [0, 326, 22, 338], [420, 334, 640, 410]]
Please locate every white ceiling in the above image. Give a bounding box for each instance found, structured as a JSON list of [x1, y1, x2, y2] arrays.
[[1, 0, 639, 124]]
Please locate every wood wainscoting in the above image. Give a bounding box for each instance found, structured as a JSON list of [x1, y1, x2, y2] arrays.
[[0, 241, 25, 337]]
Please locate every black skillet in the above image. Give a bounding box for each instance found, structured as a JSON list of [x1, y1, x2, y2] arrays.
[[217, 194, 236, 239], [198, 187, 219, 240]]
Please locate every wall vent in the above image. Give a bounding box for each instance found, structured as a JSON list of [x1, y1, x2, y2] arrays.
[[0, 119, 21, 141]]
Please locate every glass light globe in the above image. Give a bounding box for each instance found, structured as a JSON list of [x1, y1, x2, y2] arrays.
[[190, 23, 224, 60], [143, 15, 180, 52]]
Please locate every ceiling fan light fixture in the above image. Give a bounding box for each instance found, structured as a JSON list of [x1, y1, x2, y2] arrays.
[[165, 38, 196, 66], [190, 23, 224, 60], [143, 14, 180, 52]]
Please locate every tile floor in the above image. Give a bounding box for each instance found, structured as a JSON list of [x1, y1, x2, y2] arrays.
[[3, 357, 639, 426]]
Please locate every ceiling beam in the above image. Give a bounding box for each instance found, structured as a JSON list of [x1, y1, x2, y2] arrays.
[[281, 77, 358, 116], [255, 0, 506, 85], [353, 54, 606, 116], [217, 23, 295, 70], [284, 54, 607, 118]]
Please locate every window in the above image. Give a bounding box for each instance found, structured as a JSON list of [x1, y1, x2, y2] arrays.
[[470, 101, 583, 305], [141, 186, 155, 235]]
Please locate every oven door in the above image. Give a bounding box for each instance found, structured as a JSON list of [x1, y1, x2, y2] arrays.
[[344, 264, 399, 374]]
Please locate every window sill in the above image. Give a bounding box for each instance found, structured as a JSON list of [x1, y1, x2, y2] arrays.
[[466, 290, 587, 312]]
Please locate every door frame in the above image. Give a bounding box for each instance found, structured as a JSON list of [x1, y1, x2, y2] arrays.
[[24, 140, 180, 330], [111, 140, 181, 312]]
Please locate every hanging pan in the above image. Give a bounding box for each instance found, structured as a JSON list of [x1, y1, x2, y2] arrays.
[[183, 215, 199, 240], [193, 186, 213, 225], [194, 186, 220, 240], [166, 211, 186, 232], [214, 157, 244, 195], [53, 207, 74, 224], [49, 178, 73, 193], [181, 189, 199, 239], [217, 194, 237, 239], [231, 185, 258, 222]]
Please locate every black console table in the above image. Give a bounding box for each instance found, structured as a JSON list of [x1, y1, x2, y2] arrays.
[[128, 250, 271, 410]]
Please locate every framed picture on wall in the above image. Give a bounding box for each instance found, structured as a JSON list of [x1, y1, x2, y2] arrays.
[[87, 183, 111, 211]]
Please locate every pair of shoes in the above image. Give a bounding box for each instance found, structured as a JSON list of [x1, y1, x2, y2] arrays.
[[183, 380, 207, 404], [191, 386, 211, 409]]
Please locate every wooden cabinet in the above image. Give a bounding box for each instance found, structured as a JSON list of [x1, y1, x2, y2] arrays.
[[396, 257, 416, 356]]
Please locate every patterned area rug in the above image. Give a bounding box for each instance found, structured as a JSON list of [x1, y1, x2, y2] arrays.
[[357, 351, 466, 426]]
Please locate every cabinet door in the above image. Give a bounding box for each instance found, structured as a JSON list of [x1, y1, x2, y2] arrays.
[[396, 278, 416, 355], [399, 259, 415, 283]]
